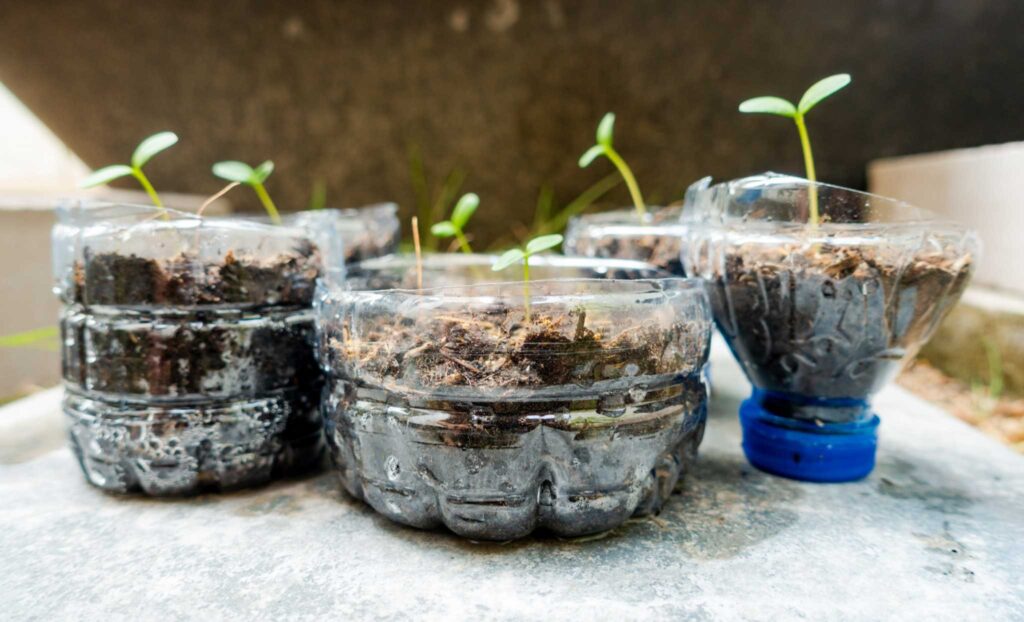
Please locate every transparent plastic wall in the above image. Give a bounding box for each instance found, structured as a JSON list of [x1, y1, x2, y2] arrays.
[[317, 254, 713, 539], [54, 201, 333, 495]]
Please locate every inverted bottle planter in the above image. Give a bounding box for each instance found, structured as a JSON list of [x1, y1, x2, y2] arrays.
[[317, 254, 712, 539], [52, 202, 344, 495], [685, 173, 978, 482]]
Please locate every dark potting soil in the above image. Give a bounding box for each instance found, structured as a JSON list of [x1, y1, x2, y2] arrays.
[[711, 242, 974, 405], [75, 240, 320, 307], [61, 305, 320, 398]]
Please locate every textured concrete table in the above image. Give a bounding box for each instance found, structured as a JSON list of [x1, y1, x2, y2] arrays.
[[2, 342, 1023, 621]]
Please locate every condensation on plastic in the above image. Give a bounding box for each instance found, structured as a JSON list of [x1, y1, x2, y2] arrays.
[[317, 255, 712, 539], [684, 173, 979, 422], [53, 201, 332, 495]]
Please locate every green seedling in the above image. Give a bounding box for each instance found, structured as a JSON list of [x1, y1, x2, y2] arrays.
[[492, 233, 563, 322], [579, 113, 646, 218], [212, 160, 281, 224], [79, 131, 178, 216], [431, 192, 479, 254], [739, 73, 852, 226]]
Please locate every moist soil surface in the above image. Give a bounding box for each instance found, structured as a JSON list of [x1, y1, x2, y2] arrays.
[[75, 241, 320, 307], [712, 242, 973, 405]]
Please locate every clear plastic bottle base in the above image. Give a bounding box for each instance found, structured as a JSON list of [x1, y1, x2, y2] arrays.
[[325, 376, 708, 540]]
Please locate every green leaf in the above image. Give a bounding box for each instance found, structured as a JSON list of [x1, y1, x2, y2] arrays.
[[738, 96, 797, 117], [596, 112, 615, 146], [798, 73, 851, 114], [430, 221, 457, 237], [525, 233, 563, 255], [451, 192, 479, 228], [253, 160, 275, 184], [131, 131, 178, 169], [492, 248, 525, 271], [578, 145, 604, 168], [212, 161, 256, 184], [79, 164, 134, 188]]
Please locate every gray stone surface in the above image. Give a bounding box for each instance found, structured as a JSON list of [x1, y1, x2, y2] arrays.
[[1, 342, 1023, 620]]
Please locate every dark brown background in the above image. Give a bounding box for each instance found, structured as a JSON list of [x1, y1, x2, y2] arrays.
[[1, 0, 1021, 242]]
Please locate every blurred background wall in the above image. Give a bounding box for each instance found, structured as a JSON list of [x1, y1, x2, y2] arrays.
[[1, 0, 1022, 244]]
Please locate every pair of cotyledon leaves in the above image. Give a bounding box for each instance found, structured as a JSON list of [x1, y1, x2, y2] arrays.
[[80, 131, 275, 189], [80, 131, 180, 188], [430, 192, 479, 238], [212, 160, 275, 186], [738, 73, 851, 118], [492, 234, 564, 271], [577, 113, 617, 168]]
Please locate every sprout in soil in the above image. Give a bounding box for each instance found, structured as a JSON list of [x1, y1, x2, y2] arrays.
[[739, 73, 852, 227], [212, 160, 281, 224], [492, 233, 564, 322], [578, 113, 646, 219], [79, 131, 178, 216], [431, 192, 479, 254]]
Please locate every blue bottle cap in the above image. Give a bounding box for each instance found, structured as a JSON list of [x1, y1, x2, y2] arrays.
[[739, 396, 879, 483]]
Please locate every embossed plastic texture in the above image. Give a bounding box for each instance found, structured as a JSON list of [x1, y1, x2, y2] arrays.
[[53, 202, 338, 495], [317, 255, 712, 539], [685, 173, 978, 481]]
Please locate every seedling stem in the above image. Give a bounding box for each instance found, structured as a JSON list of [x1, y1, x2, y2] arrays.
[[212, 160, 282, 224], [793, 114, 818, 224], [492, 233, 563, 323], [79, 131, 179, 220], [579, 113, 646, 219], [738, 73, 851, 227]]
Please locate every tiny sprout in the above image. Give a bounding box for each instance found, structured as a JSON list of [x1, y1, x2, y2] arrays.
[[579, 112, 646, 219], [79, 131, 178, 216], [492, 233, 563, 322], [431, 192, 479, 254], [212, 160, 281, 224], [739, 73, 851, 226]]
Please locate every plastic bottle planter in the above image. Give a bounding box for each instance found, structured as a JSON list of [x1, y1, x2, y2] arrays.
[[53, 202, 337, 495], [290, 203, 399, 264], [317, 255, 712, 540], [564, 207, 689, 275], [563, 178, 710, 276], [685, 173, 978, 482]]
